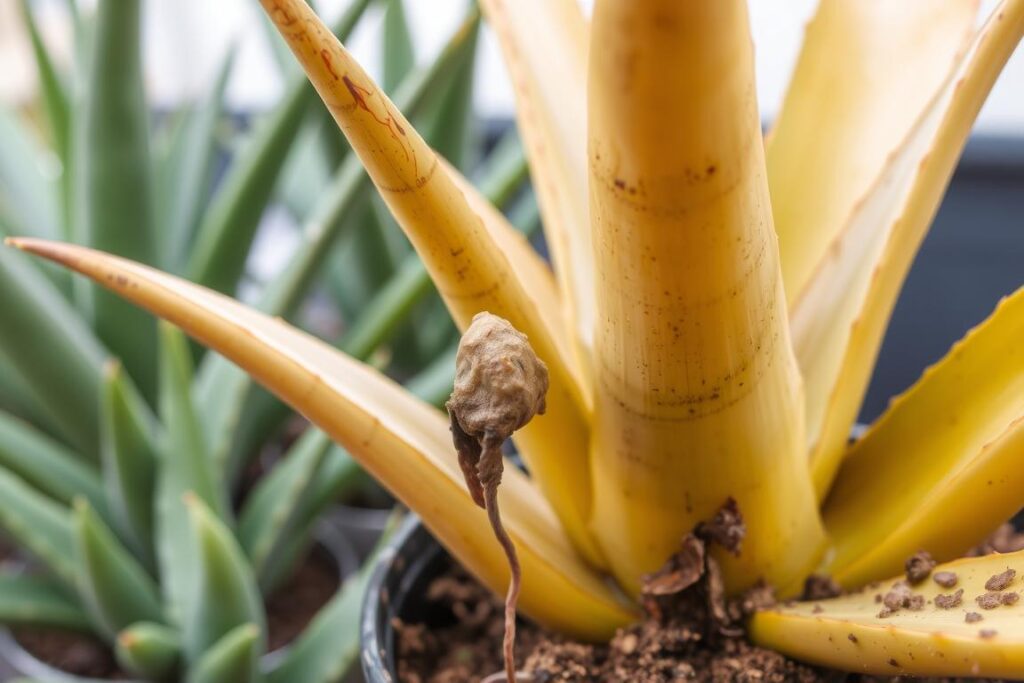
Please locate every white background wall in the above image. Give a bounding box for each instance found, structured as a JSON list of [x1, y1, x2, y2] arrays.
[[2, 0, 1022, 133]]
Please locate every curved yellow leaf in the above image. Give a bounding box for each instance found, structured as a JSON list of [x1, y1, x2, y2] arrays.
[[792, 0, 1024, 497], [821, 288, 1024, 588], [751, 551, 1024, 678], [769, 0, 977, 305], [586, 0, 824, 597], [479, 0, 594, 355], [6, 238, 636, 641], [258, 0, 606, 568]]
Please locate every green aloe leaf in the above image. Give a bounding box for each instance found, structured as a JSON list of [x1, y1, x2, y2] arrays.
[[17, 0, 71, 233], [403, 344, 457, 409], [115, 621, 181, 680], [188, 623, 261, 683], [100, 361, 158, 567], [160, 46, 238, 272], [0, 354, 54, 430], [75, 0, 157, 400], [265, 521, 396, 683], [258, 444, 366, 594], [382, 0, 416, 92], [71, 498, 164, 640], [0, 469, 75, 586], [238, 427, 330, 585], [0, 248, 105, 457], [186, 0, 372, 296], [0, 109, 60, 242], [0, 411, 105, 511], [156, 323, 226, 624], [0, 571, 90, 631], [182, 495, 265, 665], [417, 5, 479, 170]]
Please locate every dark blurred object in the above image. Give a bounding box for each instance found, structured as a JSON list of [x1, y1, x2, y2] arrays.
[[861, 134, 1024, 422]]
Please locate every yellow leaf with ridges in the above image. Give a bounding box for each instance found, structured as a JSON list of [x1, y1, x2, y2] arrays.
[[258, 0, 606, 568], [791, 0, 1024, 498], [586, 0, 824, 596], [751, 551, 1024, 678], [769, 0, 977, 306], [479, 0, 594, 357], [821, 287, 1024, 588], [6, 238, 636, 641]]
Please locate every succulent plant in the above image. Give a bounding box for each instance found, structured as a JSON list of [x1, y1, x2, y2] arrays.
[[0, 0, 540, 680], [10, 0, 1024, 679]]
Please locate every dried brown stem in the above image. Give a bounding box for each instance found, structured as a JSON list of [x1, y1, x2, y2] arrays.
[[481, 438, 520, 683]]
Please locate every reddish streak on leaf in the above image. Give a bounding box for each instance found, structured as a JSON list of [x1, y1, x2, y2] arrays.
[[342, 74, 414, 168], [320, 49, 339, 80]]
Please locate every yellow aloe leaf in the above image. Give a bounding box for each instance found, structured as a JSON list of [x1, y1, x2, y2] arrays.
[[259, 0, 606, 568], [768, 0, 977, 305], [820, 287, 1024, 588], [5, 238, 637, 640], [586, 0, 825, 597], [793, 0, 1024, 498], [479, 0, 594, 356], [750, 551, 1024, 678]]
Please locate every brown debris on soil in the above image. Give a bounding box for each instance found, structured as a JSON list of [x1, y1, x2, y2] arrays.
[[446, 312, 549, 683], [398, 520, 1024, 682], [904, 550, 936, 584], [15, 628, 131, 679], [265, 544, 340, 651], [13, 547, 337, 679]]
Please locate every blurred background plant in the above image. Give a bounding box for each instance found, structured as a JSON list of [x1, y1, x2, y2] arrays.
[[0, 0, 539, 679]]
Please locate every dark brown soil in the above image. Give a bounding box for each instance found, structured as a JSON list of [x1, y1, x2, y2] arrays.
[[265, 543, 341, 651], [396, 523, 1024, 683], [13, 545, 339, 678]]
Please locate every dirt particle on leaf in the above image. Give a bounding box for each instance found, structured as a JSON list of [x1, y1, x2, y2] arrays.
[[965, 611, 984, 623], [904, 551, 936, 584], [933, 571, 958, 588], [906, 594, 925, 611], [888, 658, 899, 668], [882, 581, 913, 611], [976, 592, 1002, 610], [1001, 591, 1019, 606], [984, 567, 1016, 591], [979, 629, 998, 639], [847, 633, 858, 644], [934, 588, 963, 609], [801, 574, 842, 601]]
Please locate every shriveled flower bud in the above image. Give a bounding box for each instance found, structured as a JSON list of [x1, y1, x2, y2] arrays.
[[447, 312, 549, 505]]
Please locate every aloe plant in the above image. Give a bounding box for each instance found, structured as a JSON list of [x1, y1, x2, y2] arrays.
[[10, 0, 1024, 679], [0, 0, 541, 680]]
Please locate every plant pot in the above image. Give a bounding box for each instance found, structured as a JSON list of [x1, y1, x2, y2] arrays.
[[361, 515, 447, 683], [327, 503, 394, 564], [0, 522, 359, 682]]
